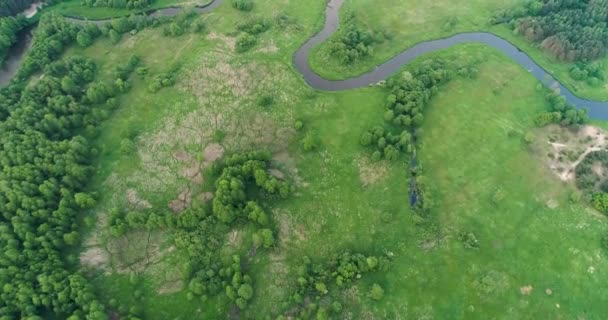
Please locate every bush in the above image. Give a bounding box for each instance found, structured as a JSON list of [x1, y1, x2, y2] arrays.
[[301, 131, 316, 151], [236, 33, 257, 52], [237, 17, 271, 35], [294, 120, 304, 131], [369, 283, 384, 300], [330, 14, 385, 64], [232, 0, 254, 11]]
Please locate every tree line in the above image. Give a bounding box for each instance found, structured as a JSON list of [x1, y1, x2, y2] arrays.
[[0, 52, 110, 318], [492, 0, 608, 62], [0, 15, 27, 65], [82, 0, 153, 10]]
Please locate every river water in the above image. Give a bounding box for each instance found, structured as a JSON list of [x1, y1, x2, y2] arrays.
[[3, 0, 608, 119]]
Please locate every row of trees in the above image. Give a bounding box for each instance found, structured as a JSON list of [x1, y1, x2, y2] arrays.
[[493, 0, 608, 61], [0, 15, 27, 65], [82, 0, 153, 10], [360, 59, 452, 162], [534, 93, 588, 127]]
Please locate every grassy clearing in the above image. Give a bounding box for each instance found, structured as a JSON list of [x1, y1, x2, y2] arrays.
[[45, 0, 212, 19], [56, 0, 608, 318], [308, 0, 608, 101], [412, 45, 608, 318]]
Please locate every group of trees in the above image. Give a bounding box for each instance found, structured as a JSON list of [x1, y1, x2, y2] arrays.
[[361, 59, 452, 162], [235, 15, 271, 53], [493, 0, 608, 61], [82, 0, 153, 10], [535, 93, 588, 126], [15, 14, 80, 80], [329, 14, 388, 64], [360, 126, 411, 161], [161, 10, 206, 37], [212, 151, 291, 224], [0, 15, 27, 65], [278, 252, 390, 319], [569, 61, 605, 86]]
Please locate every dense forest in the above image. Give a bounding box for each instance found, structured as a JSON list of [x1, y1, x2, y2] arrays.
[[0, 12, 146, 319], [0, 15, 27, 65], [493, 0, 608, 61]]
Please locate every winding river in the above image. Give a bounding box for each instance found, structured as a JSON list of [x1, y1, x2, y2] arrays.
[[3, 0, 608, 119]]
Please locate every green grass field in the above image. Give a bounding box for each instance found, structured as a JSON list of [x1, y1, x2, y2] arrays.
[[308, 0, 608, 101], [49, 0, 608, 318]]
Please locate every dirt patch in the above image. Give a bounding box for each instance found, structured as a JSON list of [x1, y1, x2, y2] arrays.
[[127, 189, 152, 209], [546, 198, 559, 209], [199, 192, 214, 202], [80, 247, 109, 269], [226, 230, 243, 247], [535, 125, 608, 182], [204, 143, 225, 162], [168, 189, 192, 213], [357, 157, 388, 187], [592, 161, 605, 177], [257, 40, 279, 53], [158, 279, 183, 295], [269, 169, 285, 179], [207, 31, 236, 50]]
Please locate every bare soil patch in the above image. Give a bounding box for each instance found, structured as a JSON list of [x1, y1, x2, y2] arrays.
[[127, 188, 153, 209], [168, 189, 192, 213], [80, 247, 109, 269]]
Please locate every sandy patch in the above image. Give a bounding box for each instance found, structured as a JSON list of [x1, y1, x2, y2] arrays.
[[520, 285, 533, 295], [536, 125, 608, 182]]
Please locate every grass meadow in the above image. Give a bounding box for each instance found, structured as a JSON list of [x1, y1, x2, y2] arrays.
[[45, 0, 608, 318]]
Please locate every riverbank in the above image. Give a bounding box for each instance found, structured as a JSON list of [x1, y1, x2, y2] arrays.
[[307, 0, 608, 101], [44, 0, 213, 20]]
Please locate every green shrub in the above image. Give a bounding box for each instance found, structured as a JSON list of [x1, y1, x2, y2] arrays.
[[236, 33, 257, 52], [232, 0, 254, 11]]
